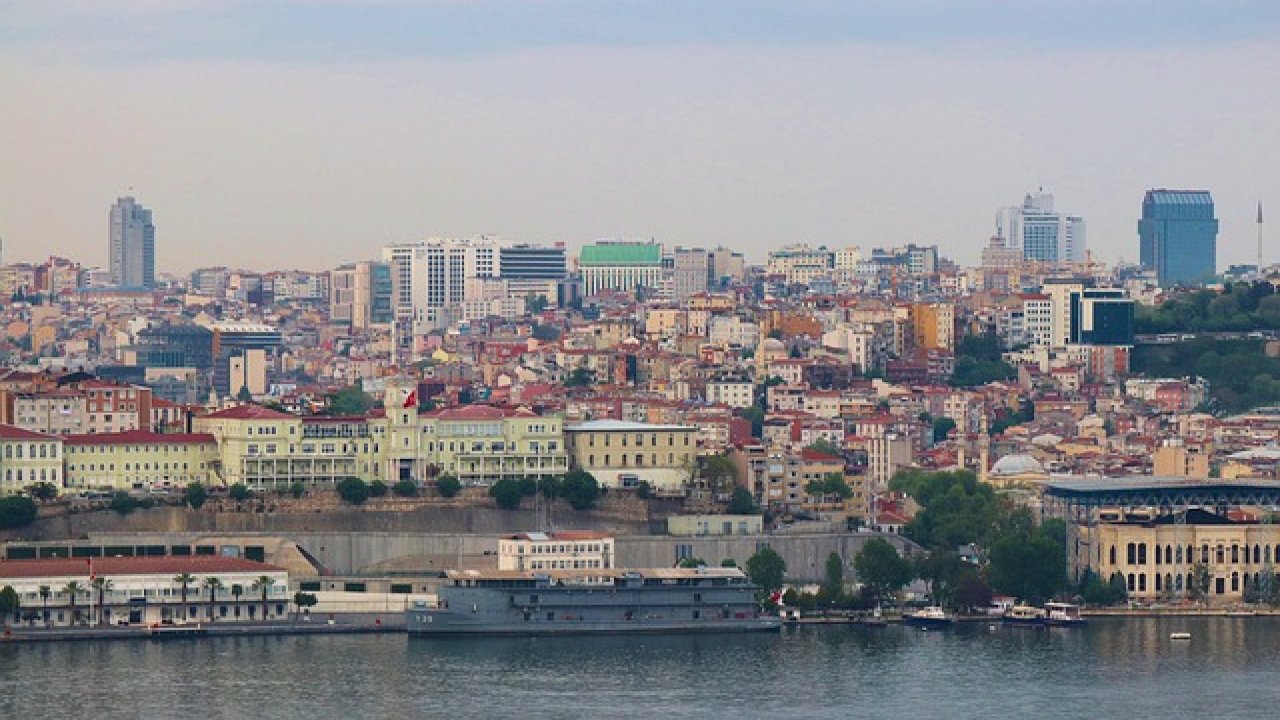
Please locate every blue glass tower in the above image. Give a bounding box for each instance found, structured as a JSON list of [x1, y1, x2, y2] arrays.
[[1138, 189, 1218, 286]]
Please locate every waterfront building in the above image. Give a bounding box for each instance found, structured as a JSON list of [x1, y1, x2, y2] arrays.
[[0, 556, 289, 627], [0, 424, 63, 494], [565, 419, 698, 492], [497, 531, 615, 572], [418, 404, 568, 486], [578, 241, 664, 296], [62, 430, 219, 491], [1139, 189, 1219, 286], [667, 514, 764, 537], [997, 190, 1086, 264], [108, 196, 155, 289]]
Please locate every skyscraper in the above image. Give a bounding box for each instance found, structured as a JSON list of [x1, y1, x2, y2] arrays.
[[109, 196, 155, 288], [996, 190, 1086, 264], [1138, 189, 1219, 286]]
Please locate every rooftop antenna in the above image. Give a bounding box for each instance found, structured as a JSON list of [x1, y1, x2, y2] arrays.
[[1259, 201, 1265, 279]]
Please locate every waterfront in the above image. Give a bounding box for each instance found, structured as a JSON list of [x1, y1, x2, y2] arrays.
[[3, 617, 1280, 718]]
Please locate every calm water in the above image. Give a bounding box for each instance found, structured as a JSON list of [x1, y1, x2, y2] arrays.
[[2, 618, 1278, 719]]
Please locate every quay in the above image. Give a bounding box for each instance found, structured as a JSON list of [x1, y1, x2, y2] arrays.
[[1, 614, 405, 644]]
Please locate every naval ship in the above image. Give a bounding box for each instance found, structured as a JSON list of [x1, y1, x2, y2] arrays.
[[406, 566, 781, 636]]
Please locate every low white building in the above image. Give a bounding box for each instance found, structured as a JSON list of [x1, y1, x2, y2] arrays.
[[497, 531, 615, 572]]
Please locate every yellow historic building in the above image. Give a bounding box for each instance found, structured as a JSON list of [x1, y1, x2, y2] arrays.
[[0, 424, 63, 495], [63, 430, 219, 491], [1083, 509, 1280, 603], [565, 419, 697, 492]]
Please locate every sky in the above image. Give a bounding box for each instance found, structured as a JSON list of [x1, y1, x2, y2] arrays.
[[1, 0, 1279, 273]]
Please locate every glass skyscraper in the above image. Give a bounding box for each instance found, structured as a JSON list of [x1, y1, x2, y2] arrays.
[[109, 196, 156, 288], [1138, 189, 1218, 286]]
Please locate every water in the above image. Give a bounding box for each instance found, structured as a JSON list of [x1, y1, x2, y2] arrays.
[[2, 618, 1278, 719]]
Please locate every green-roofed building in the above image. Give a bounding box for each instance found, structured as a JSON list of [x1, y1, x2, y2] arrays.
[[579, 241, 665, 296]]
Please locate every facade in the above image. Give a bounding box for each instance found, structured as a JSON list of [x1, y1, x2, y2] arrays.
[[497, 531, 615, 572], [1075, 289, 1135, 346], [108, 196, 156, 289], [1139, 189, 1219, 286], [997, 191, 1085, 264], [1085, 510, 1280, 603], [911, 302, 955, 351], [706, 377, 755, 409], [384, 237, 501, 336], [565, 419, 698, 492], [0, 556, 288, 627], [578, 241, 664, 296], [331, 261, 393, 329], [672, 247, 711, 300], [667, 514, 764, 537], [63, 430, 219, 491], [499, 244, 568, 280], [0, 424, 63, 494], [766, 245, 833, 285]]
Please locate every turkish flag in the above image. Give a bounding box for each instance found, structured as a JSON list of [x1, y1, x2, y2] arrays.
[[403, 390, 417, 408]]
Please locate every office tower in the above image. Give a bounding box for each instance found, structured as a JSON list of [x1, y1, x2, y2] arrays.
[[996, 190, 1086, 264], [109, 196, 156, 288], [499, 243, 568, 280], [1138, 189, 1219, 286], [331, 261, 394, 329]]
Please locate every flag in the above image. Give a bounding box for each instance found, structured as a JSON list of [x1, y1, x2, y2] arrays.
[[87, 558, 94, 582], [403, 389, 417, 408]]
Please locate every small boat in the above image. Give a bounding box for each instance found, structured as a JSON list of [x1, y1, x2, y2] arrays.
[[1044, 602, 1087, 627], [1003, 605, 1047, 627], [1170, 632, 1192, 640], [779, 608, 801, 626], [903, 606, 954, 628]]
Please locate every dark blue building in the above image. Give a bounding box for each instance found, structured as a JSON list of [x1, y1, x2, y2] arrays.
[[1139, 189, 1218, 286]]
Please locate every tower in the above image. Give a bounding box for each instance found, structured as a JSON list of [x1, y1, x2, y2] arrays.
[[1138, 189, 1218, 286], [109, 196, 156, 288], [978, 412, 991, 484], [1259, 201, 1265, 278]]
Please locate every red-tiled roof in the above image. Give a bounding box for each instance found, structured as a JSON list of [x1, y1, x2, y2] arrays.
[[0, 424, 60, 441], [201, 404, 296, 421], [0, 556, 284, 580], [63, 430, 216, 446]]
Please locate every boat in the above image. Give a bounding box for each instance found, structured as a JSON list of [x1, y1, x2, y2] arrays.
[[406, 566, 781, 636], [146, 624, 209, 639], [902, 606, 954, 628], [780, 608, 801, 625], [1044, 602, 1086, 627], [1170, 632, 1192, 640], [1002, 605, 1047, 627]]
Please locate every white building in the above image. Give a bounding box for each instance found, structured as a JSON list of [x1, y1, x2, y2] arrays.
[[706, 378, 755, 408], [497, 531, 615, 572], [997, 191, 1086, 264]]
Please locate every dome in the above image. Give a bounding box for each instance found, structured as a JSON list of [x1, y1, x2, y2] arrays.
[[990, 453, 1045, 477]]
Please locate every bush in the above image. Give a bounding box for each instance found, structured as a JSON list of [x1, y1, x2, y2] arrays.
[[0, 496, 39, 529], [336, 477, 371, 505], [183, 483, 207, 510], [289, 482, 306, 499], [635, 481, 654, 500], [436, 474, 461, 498], [489, 478, 523, 510], [369, 480, 389, 498], [726, 487, 759, 514], [109, 492, 141, 515], [229, 484, 251, 501], [393, 480, 419, 498], [561, 470, 601, 511]]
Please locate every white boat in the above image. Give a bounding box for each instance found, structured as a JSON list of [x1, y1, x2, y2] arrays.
[[1002, 605, 1046, 626], [1170, 632, 1191, 640], [903, 606, 954, 628], [1044, 602, 1086, 627]]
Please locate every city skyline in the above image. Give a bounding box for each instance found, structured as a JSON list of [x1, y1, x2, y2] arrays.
[[1, 2, 1278, 271]]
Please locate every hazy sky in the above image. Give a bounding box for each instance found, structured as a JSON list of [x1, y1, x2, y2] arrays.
[[2, 1, 1278, 273]]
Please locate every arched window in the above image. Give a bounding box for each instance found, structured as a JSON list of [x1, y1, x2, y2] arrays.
[[1232, 545, 1240, 564], [1232, 572, 1240, 593], [1165, 573, 1173, 593], [1217, 545, 1226, 564], [1155, 574, 1162, 591], [1255, 545, 1262, 564], [1166, 545, 1174, 564], [1127, 574, 1136, 592], [1127, 543, 1137, 564], [1186, 573, 1194, 592], [1138, 574, 1147, 592], [1109, 546, 1117, 565], [1201, 544, 1210, 564], [1268, 546, 1274, 564], [1138, 544, 1148, 565], [1155, 547, 1162, 566], [1176, 574, 1184, 592], [1176, 545, 1184, 564]]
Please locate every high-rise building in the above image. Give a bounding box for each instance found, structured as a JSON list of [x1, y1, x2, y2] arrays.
[[499, 244, 568, 280], [997, 191, 1085, 264], [109, 196, 156, 288], [671, 247, 712, 300], [331, 261, 394, 329], [577, 241, 664, 296], [1138, 189, 1219, 286]]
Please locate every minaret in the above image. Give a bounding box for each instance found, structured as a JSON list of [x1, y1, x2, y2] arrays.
[[978, 412, 991, 484], [1259, 201, 1265, 278]]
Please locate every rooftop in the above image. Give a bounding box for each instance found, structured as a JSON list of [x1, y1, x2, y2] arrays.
[[566, 419, 696, 432], [579, 242, 663, 266], [0, 556, 285, 580]]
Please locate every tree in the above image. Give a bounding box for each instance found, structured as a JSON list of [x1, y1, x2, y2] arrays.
[[745, 547, 787, 597], [393, 480, 419, 498], [326, 382, 374, 415], [203, 577, 224, 621], [436, 474, 461, 498], [726, 487, 759, 515], [678, 557, 707, 568], [806, 473, 854, 501], [174, 573, 195, 623], [253, 575, 275, 622], [0, 496, 38, 529], [913, 550, 969, 607], [184, 483, 208, 510], [236, 385, 253, 402], [1083, 573, 1127, 606], [853, 538, 912, 602], [289, 482, 307, 499], [806, 439, 843, 456], [38, 584, 51, 625], [63, 581, 85, 625], [90, 577, 113, 626], [931, 417, 957, 444], [1189, 563, 1212, 602], [229, 483, 251, 501], [109, 492, 140, 515], [293, 591, 318, 619], [987, 525, 1065, 605], [0, 586, 18, 625], [952, 570, 993, 612], [890, 469, 1003, 548], [740, 406, 765, 439], [720, 558, 738, 568], [336, 477, 370, 505], [231, 584, 244, 618], [525, 295, 550, 314], [490, 478, 523, 509], [25, 482, 59, 501], [635, 481, 654, 500], [823, 552, 845, 599], [701, 455, 738, 492], [561, 469, 602, 511], [565, 366, 595, 388], [369, 480, 389, 498]]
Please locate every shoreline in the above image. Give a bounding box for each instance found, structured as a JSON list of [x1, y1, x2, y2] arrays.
[[1, 616, 405, 644]]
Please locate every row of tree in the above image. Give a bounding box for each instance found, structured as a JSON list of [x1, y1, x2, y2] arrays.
[[488, 470, 603, 511]]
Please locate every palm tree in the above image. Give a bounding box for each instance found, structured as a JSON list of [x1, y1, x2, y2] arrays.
[[231, 584, 244, 620], [252, 575, 275, 622], [173, 573, 195, 623], [62, 581, 85, 626], [90, 577, 114, 626], [38, 585, 51, 626], [202, 577, 223, 622]]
